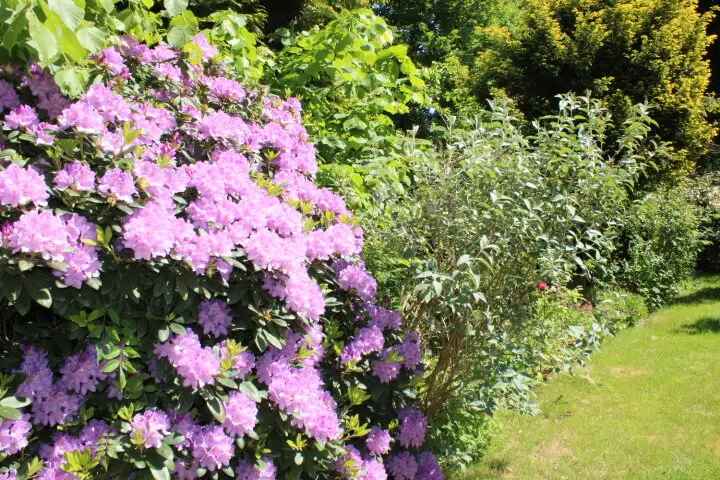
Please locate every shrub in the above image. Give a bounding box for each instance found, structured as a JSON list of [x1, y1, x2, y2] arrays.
[[0, 36, 442, 479], [618, 186, 703, 308], [689, 172, 720, 272], [425, 398, 496, 471], [594, 289, 649, 330], [523, 287, 600, 377], [379, 0, 718, 174], [270, 8, 428, 211], [362, 94, 660, 424], [479, 0, 718, 174]]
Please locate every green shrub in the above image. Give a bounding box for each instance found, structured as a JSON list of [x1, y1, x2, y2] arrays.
[[524, 287, 600, 376], [359, 94, 661, 427], [379, 0, 718, 175], [619, 186, 703, 308], [426, 397, 496, 470], [595, 289, 649, 329], [270, 8, 428, 210], [688, 172, 720, 272]]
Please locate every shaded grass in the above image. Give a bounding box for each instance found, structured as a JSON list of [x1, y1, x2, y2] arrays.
[[457, 275, 720, 480]]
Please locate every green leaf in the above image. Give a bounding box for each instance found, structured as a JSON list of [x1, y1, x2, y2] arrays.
[[149, 465, 170, 480], [54, 67, 89, 97], [26, 12, 58, 64], [30, 287, 52, 309], [102, 359, 121, 373], [163, 0, 188, 17], [97, 0, 115, 13], [18, 259, 34, 272], [2, 5, 29, 50], [0, 405, 22, 420], [167, 10, 197, 48], [0, 396, 31, 409], [24, 457, 44, 476], [47, 0, 85, 30], [76, 26, 105, 53], [205, 395, 225, 423], [42, 12, 87, 62]]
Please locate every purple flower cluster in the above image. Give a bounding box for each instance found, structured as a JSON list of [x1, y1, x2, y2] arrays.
[[16, 346, 94, 427], [398, 408, 428, 449], [223, 391, 258, 438], [21, 64, 70, 118], [131, 409, 170, 449], [338, 263, 378, 301], [229, 349, 256, 378], [366, 427, 392, 455], [341, 325, 385, 364], [372, 332, 422, 384], [54, 161, 96, 191], [192, 425, 235, 471], [256, 332, 342, 442], [387, 452, 417, 480], [0, 164, 48, 207], [416, 452, 444, 480], [60, 345, 108, 395], [5, 210, 101, 287], [236, 457, 277, 480], [0, 415, 31, 455], [198, 300, 233, 337], [362, 458, 388, 480], [36, 420, 112, 479], [205, 76, 247, 103], [337, 446, 389, 480], [97, 47, 130, 77], [0, 79, 19, 111], [98, 168, 137, 202], [155, 332, 220, 389]]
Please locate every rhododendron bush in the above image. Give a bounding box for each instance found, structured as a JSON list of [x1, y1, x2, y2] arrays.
[[0, 34, 441, 480]]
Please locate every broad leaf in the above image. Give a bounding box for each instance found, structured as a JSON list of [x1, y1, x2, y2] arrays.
[[26, 12, 58, 64], [47, 0, 85, 30]]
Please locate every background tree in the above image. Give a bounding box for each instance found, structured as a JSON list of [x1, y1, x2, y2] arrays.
[[377, 0, 718, 176]]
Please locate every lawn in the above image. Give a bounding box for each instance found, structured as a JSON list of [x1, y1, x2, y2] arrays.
[[458, 275, 720, 480]]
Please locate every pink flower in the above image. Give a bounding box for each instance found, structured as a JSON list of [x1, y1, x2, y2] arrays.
[[98, 47, 129, 77], [0, 79, 19, 111], [198, 300, 233, 337], [366, 427, 392, 455], [223, 391, 257, 438], [0, 164, 48, 207], [193, 33, 219, 61], [54, 161, 96, 191], [155, 332, 220, 389], [191, 425, 234, 471], [5, 105, 39, 130], [131, 410, 170, 449], [99, 168, 137, 202]]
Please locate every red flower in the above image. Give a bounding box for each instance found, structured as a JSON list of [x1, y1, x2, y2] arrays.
[[537, 281, 548, 291]]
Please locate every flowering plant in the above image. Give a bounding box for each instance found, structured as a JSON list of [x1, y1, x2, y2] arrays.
[[0, 34, 441, 480]]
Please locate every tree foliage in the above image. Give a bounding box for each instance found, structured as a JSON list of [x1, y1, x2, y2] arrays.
[[378, 0, 718, 174], [270, 8, 428, 211]]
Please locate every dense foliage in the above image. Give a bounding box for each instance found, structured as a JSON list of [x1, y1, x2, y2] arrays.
[[0, 0, 716, 476], [270, 8, 427, 211], [360, 95, 671, 466], [0, 37, 443, 480], [379, 0, 718, 174], [618, 186, 703, 308]]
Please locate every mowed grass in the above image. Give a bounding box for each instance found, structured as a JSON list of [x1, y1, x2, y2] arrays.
[[458, 275, 720, 480]]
